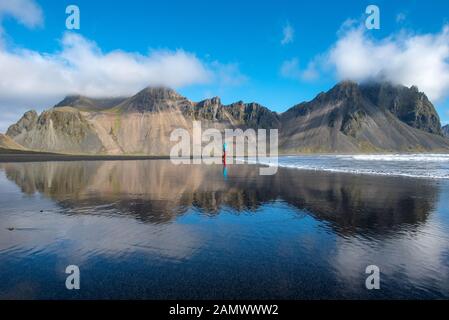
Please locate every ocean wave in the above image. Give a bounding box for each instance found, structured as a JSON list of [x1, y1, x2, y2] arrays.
[[241, 155, 449, 180]]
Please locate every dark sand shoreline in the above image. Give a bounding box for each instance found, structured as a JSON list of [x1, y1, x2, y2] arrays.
[[2, 152, 449, 163], [0, 150, 171, 163]]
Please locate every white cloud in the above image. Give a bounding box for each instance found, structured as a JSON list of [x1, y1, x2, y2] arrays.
[[280, 58, 318, 81], [329, 25, 449, 101], [0, 0, 43, 46], [210, 61, 248, 86], [281, 22, 294, 45], [332, 216, 449, 296], [396, 12, 406, 24], [298, 23, 449, 102], [280, 58, 300, 78], [0, 0, 43, 29], [0, 32, 212, 99]]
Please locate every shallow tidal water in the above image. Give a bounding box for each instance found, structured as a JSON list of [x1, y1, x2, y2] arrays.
[[1, 159, 449, 299]]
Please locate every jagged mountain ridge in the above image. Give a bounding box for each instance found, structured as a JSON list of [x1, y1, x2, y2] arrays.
[[55, 88, 281, 129], [6, 87, 279, 155], [5, 81, 449, 154]]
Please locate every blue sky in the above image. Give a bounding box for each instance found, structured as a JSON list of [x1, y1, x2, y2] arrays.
[[1, 0, 449, 131]]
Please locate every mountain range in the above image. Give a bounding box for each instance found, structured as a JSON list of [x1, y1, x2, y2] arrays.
[[3, 81, 449, 155]]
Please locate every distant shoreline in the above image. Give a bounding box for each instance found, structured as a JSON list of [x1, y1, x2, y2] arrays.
[[1, 150, 449, 163]]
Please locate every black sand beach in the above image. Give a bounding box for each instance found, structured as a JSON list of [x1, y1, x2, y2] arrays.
[[0, 149, 170, 162], [1, 159, 449, 299]]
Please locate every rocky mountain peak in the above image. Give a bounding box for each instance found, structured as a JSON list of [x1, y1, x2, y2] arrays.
[[196, 96, 221, 108], [118, 86, 191, 113], [6, 110, 38, 138], [135, 87, 184, 100], [326, 80, 363, 101], [55, 94, 84, 106]]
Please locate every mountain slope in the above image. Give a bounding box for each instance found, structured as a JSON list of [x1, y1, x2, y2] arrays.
[[443, 125, 449, 138], [0, 133, 26, 151], [5, 82, 449, 155]]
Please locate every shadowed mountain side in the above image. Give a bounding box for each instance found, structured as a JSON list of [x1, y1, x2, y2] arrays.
[[361, 83, 442, 135], [0, 160, 438, 235], [6, 81, 448, 154], [443, 125, 449, 138]]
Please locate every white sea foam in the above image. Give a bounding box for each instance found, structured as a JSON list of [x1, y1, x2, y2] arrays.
[[242, 155, 449, 180], [337, 154, 449, 162]]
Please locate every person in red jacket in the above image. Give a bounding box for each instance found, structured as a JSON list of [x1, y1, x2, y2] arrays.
[[222, 142, 227, 165]]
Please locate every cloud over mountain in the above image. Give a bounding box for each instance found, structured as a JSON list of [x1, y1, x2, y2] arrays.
[[300, 23, 449, 102], [0, 32, 215, 100]]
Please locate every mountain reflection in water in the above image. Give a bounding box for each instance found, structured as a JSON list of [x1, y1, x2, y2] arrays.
[[0, 160, 448, 299]]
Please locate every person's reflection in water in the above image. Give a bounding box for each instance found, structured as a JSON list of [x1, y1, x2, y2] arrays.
[[222, 142, 228, 180], [223, 164, 228, 181]]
